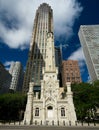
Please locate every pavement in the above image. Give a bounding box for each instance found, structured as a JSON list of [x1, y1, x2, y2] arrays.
[[0, 126, 99, 130]]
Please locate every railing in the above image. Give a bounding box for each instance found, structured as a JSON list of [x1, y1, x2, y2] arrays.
[[0, 120, 99, 127]]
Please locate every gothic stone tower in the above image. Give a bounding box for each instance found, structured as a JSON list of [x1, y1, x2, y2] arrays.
[[23, 3, 77, 125]]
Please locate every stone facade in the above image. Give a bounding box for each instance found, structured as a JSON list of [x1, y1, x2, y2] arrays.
[[23, 33, 77, 125], [24, 82, 77, 125]]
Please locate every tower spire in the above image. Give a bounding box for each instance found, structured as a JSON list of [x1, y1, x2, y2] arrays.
[[45, 32, 56, 72]]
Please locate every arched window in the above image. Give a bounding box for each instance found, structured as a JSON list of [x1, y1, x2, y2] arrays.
[[61, 108, 65, 117], [47, 106, 53, 110], [35, 108, 39, 116]]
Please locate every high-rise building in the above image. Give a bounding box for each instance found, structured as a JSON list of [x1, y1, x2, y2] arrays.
[[22, 3, 54, 93], [9, 62, 24, 92], [78, 25, 99, 82], [0, 62, 12, 93], [9, 62, 15, 75], [62, 60, 82, 86], [23, 3, 76, 125]]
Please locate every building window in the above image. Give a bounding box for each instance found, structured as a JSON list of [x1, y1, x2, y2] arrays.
[[67, 77, 70, 82], [61, 108, 65, 117], [35, 108, 39, 116]]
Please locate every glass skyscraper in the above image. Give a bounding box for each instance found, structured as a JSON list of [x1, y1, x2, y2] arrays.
[[78, 25, 99, 82], [22, 3, 54, 92]]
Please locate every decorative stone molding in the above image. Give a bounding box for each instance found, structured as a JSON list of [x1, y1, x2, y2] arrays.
[[23, 82, 34, 125]]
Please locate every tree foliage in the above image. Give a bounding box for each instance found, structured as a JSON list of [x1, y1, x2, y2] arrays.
[[72, 81, 99, 121], [0, 93, 27, 121]]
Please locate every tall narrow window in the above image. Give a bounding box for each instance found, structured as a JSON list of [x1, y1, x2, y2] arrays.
[[61, 108, 65, 117], [35, 108, 39, 116]]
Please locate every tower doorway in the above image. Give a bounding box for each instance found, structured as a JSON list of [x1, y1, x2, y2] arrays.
[[47, 106, 53, 118]]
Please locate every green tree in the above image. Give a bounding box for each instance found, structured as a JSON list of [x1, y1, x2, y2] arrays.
[[0, 93, 27, 121], [71, 82, 99, 122]]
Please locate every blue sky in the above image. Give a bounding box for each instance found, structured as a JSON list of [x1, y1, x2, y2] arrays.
[[0, 0, 99, 82]]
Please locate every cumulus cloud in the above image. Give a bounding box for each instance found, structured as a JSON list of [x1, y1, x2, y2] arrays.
[[4, 61, 15, 71], [0, 0, 83, 49], [4, 61, 14, 67], [68, 47, 85, 61]]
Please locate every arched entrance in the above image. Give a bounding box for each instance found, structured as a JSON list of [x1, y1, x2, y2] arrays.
[[47, 106, 53, 118]]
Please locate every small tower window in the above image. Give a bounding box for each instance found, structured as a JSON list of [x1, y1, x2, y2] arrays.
[[61, 108, 65, 117], [35, 108, 39, 116]]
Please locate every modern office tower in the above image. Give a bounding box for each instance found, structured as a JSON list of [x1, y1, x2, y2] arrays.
[[0, 62, 12, 93], [9, 62, 24, 92], [9, 62, 15, 75], [62, 60, 82, 86], [78, 25, 99, 82], [22, 3, 54, 93], [23, 3, 77, 125]]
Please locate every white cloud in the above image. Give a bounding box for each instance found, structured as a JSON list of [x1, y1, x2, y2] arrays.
[[0, 0, 83, 49], [68, 47, 85, 61], [0, 22, 31, 48], [4, 61, 14, 67], [4, 61, 15, 71]]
